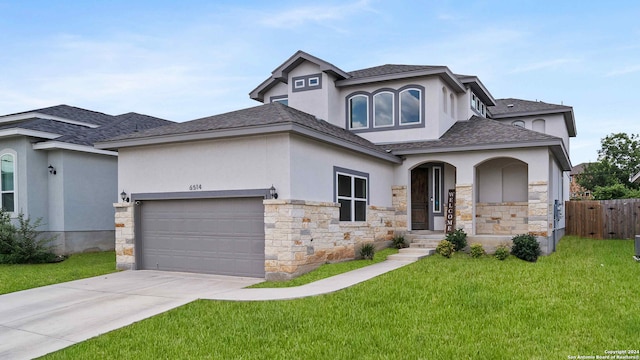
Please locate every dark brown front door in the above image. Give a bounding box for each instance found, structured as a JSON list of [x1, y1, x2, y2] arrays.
[[411, 168, 429, 230]]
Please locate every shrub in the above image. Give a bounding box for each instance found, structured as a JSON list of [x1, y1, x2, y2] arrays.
[[469, 243, 485, 258], [436, 240, 455, 258], [391, 235, 407, 249], [359, 243, 376, 260], [445, 228, 467, 251], [0, 212, 58, 264], [494, 244, 510, 261], [511, 234, 541, 262]]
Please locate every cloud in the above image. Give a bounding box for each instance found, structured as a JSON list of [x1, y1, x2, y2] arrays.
[[510, 58, 580, 74], [258, 0, 375, 29], [605, 64, 640, 77]]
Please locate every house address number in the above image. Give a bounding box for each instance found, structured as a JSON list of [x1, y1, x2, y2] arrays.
[[189, 184, 202, 191]]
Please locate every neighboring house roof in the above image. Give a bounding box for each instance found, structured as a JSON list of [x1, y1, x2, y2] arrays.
[[489, 98, 576, 137], [570, 162, 593, 176], [250, 50, 495, 105], [2, 104, 115, 127], [381, 115, 572, 171], [97, 102, 401, 164], [55, 112, 173, 146], [0, 105, 173, 155]]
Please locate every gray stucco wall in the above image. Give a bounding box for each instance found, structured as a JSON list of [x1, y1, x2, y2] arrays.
[[60, 151, 118, 231]]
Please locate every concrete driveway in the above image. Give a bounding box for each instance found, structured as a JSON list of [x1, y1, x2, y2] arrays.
[[0, 270, 263, 360]]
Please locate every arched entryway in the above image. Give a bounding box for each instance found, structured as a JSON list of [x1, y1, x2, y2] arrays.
[[410, 162, 456, 231], [475, 157, 528, 235]]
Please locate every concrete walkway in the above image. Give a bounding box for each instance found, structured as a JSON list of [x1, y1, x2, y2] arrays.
[[0, 259, 415, 359]]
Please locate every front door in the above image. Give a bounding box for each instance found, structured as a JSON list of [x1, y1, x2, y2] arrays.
[[411, 168, 429, 230]]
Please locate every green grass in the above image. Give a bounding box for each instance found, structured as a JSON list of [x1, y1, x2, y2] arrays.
[[0, 251, 117, 295], [42, 237, 640, 359], [250, 247, 398, 288]]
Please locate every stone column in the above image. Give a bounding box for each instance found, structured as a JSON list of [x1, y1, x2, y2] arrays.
[[528, 181, 549, 237], [114, 202, 135, 270], [392, 185, 407, 231], [455, 184, 473, 234]]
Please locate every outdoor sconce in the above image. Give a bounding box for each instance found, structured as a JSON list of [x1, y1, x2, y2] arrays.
[[48, 165, 56, 175], [120, 190, 130, 203], [269, 185, 278, 199]]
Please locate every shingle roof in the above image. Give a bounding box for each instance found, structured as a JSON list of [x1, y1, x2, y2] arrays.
[[381, 116, 561, 153], [489, 98, 572, 116], [7, 104, 116, 126], [103, 102, 392, 158], [0, 106, 173, 148], [347, 64, 445, 79], [54, 112, 174, 146]]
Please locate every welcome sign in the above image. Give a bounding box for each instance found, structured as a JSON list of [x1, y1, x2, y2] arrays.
[[446, 189, 456, 233]]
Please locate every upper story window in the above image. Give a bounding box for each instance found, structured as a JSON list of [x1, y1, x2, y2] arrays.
[[1, 153, 15, 212], [400, 88, 422, 125], [471, 93, 486, 116], [270, 95, 288, 106], [346, 85, 424, 132], [335, 167, 368, 222], [349, 94, 369, 129], [292, 73, 322, 92], [373, 91, 394, 127], [512, 120, 525, 128], [449, 93, 455, 117]]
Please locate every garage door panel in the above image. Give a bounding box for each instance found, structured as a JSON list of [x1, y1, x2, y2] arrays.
[[139, 197, 265, 277]]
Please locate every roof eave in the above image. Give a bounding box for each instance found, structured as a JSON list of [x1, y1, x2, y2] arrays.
[[336, 67, 466, 92], [96, 122, 400, 164], [457, 75, 496, 106], [0, 112, 100, 128], [33, 141, 118, 156], [391, 139, 571, 170]]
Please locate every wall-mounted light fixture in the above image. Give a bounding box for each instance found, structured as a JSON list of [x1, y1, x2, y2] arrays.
[[269, 185, 278, 199], [48, 165, 56, 175], [120, 190, 130, 203]]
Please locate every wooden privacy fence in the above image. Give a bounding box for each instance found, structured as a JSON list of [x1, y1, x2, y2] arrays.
[[565, 199, 640, 239]]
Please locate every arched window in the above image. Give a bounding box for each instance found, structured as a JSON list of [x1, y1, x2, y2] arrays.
[[348, 94, 368, 129], [512, 120, 525, 128], [533, 119, 545, 133], [400, 88, 422, 124], [1, 153, 15, 212], [449, 93, 455, 118], [442, 87, 448, 114], [373, 91, 394, 127]]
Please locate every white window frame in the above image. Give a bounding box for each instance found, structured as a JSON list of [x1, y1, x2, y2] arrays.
[[512, 120, 525, 128], [399, 88, 423, 125], [373, 91, 394, 128], [0, 151, 16, 214], [335, 169, 368, 222], [308, 77, 319, 86], [294, 79, 305, 89], [432, 166, 442, 213]]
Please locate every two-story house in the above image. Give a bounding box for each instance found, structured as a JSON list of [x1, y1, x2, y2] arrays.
[[98, 51, 575, 280]]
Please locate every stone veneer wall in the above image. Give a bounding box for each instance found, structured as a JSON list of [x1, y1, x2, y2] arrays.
[[528, 181, 549, 237], [113, 202, 135, 270], [455, 184, 473, 234], [263, 197, 403, 281], [476, 202, 528, 235]]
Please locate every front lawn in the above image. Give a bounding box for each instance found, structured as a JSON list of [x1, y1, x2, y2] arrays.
[[0, 251, 117, 295], [43, 237, 640, 359]]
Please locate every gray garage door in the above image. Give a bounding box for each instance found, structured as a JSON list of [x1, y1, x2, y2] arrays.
[[139, 197, 265, 277]]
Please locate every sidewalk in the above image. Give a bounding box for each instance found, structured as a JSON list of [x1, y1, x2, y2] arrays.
[[204, 259, 415, 301]]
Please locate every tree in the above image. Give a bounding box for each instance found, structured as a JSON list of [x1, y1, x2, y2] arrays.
[[577, 133, 640, 192]]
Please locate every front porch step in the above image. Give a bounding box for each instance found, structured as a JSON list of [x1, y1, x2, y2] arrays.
[[387, 248, 435, 262]]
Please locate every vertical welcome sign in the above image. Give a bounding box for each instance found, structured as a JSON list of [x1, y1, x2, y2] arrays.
[[446, 189, 456, 234]]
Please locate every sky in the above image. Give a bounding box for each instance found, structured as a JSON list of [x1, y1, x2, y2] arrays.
[[1, 0, 639, 166]]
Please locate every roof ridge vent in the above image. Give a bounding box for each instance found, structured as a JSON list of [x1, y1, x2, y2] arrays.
[[507, 104, 514, 108]]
